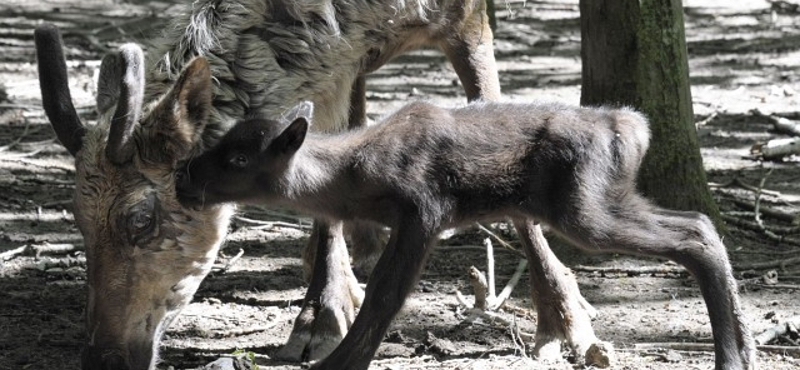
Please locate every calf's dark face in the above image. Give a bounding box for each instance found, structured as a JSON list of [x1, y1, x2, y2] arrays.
[[177, 116, 309, 208]]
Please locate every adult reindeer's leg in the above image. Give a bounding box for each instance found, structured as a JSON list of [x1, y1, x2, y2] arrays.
[[512, 219, 607, 365], [313, 219, 434, 370], [555, 195, 755, 370], [439, 2, 501, 102], [278, 220, 364, 361]]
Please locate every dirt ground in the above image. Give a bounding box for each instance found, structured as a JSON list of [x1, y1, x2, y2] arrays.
[[1, 0, 800, 369]]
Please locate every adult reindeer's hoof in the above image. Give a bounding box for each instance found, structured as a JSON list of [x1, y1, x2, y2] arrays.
[[276, 279, 364, 361]]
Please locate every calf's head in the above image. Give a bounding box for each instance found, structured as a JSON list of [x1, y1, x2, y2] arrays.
[[35, 24, 232, 370], [176, 105, 311, 208]]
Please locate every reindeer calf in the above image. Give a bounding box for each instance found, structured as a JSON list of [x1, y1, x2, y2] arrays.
[[176, 101, 754, 370]]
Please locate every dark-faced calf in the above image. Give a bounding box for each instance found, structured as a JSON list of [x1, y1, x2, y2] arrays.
[[177, 101, 755, 370]]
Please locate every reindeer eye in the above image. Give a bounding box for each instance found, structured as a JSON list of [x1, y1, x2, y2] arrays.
[[130, 212, 152, 231], [125, 195, 159, 246], [229, 153, 249, 168]]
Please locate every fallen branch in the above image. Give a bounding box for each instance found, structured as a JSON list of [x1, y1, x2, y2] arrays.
[[729, 198, 799, 224], [709, 177, 784, 197], [753, 283, 800, 290], [233, 215, 311, 231], [0, 243, 80, 261], [751, 137, 800, 160], [572, 264, 688, 276], [754, 316, 800, 345], [632, 342, 800, 357], [735, 255, 800, 270]]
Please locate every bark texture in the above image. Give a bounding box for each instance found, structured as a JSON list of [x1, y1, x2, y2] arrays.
[[579, 0, 722, 226]]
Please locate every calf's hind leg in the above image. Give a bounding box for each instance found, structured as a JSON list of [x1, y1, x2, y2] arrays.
[[553, 195, 755, 370], [512, 219, 607, 365]]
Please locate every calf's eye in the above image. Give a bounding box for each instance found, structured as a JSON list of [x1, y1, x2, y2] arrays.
[[230, 153, 249, 168]]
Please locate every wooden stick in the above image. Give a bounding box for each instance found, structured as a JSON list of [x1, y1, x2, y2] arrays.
[[484, 238, 496, 300], [489, 259, 528, 311], [468, 266, 489, 310]]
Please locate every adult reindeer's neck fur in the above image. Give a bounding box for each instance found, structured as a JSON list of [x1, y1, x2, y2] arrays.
[[144, 0, 475, 153]]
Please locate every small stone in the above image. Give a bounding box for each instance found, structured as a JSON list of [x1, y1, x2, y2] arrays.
[[585, 341, 615, 368]]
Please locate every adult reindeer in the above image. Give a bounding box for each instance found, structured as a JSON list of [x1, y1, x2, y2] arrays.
[[32, 1, 536, 369]]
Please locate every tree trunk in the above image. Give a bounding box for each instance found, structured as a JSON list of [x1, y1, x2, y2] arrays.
[[579, 0, 722, 227]]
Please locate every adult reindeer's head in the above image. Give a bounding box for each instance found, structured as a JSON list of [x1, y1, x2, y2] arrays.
[[35, 24, 232, 370]]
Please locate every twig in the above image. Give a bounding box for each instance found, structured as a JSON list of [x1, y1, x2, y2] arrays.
[[695, 111, 718, 127], [435, 245, 521, 254], [475, 222, 524, 257], [754, 167, 776, 236], [213, 248, 245, 273], [0, 148, 45, 159], [211, 323, 278, 338], [490, 259, 528, 310], [0, 103, 43, 110], [0, 119, 32, 152]]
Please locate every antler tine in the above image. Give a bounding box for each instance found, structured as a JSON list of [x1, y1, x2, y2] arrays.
[[106, 43, 145, 165], [34, 23, 86, 156]]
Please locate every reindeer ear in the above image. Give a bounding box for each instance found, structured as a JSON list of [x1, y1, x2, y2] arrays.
[[96, 52, 122, 117], [140, 57, 212, 165], [35, 23, 86, 156], [105, 43, 145, 165], [270, 117, 308, 155], [174, 57, 213, 130]]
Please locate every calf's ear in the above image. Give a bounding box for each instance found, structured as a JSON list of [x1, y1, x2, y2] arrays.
[[139, 57, 213, 166], [270, 118, 309, 155]]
